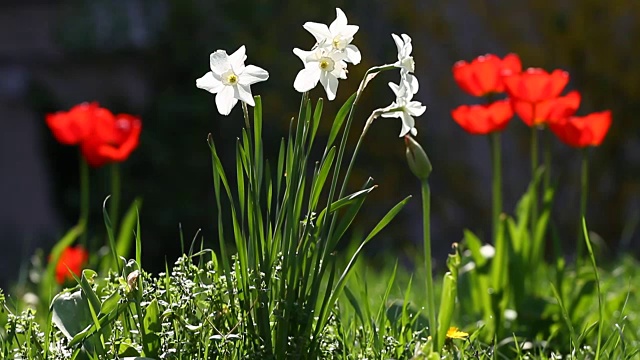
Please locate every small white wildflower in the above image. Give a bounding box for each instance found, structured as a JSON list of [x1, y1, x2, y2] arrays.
[[480, 243, 496, 259], [196, 45, 269, 116]]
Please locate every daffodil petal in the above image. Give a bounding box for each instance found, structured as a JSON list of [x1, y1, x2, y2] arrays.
[[399, 112, 415, 137], [405, 74, 419, 94], [340, 24, 359, 39], [388, 81, 402, 97], [319, 71, 338, 101], [196, 72, 224, 93], [293, 48, 315, 63], [215, 86, 238, 116], [234, 84, 255, 106], [239, 65, 269, 85], [345, 44, 361, 65], [303, 22, 331, 44], [209, 50, 231, 75], [407, 101, 426, 117], [391, 34, 403, 56], [329, 8, 348, 34], [229, 45, 247, 74], [294, 65, 321, 93]]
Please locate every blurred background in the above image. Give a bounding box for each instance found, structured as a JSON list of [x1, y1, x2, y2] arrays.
[[1, 0, 639, 287]]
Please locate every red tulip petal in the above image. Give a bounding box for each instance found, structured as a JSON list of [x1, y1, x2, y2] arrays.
[[452, 100, 513, 135], [512, 99, 535, 126]]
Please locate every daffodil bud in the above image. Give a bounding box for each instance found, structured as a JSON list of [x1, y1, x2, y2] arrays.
[[404, 135, 432, 181]]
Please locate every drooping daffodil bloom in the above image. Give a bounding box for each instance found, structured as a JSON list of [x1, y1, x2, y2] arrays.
[[392, 33, 419, 94], [303, 8, 361, 65], [392, 33, 415, 74], [196, 45, 269, 116], [293, 47, 347, 101], [380, 78, 427, 137]]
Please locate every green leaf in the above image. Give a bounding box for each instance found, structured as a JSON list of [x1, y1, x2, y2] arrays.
[[309, 147, 335, 210], [99, 292, 121, 316], [463, 229, 487, 268], [51, 288, 93, 340], [314, 185, 377, 228], [328, 178, 374, 251], [436, 272, 457, 351], [309, 98, 324, 152], [326, 92, 356, 150], [317, 195, 411, 331], [144, 299, 161, 333]]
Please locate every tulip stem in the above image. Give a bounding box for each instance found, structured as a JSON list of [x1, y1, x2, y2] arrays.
[[110, 163, 121, 233], [543, 129, 552, 193], [577, 149, 589, 262], [530, 125, 539, 248], [490, 132, 502, 244], [421, 180, 437, 352], [79, 155, 90, 246]]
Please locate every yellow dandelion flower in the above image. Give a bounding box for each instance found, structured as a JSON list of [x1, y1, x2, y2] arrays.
[[446, 326, 469, 340]]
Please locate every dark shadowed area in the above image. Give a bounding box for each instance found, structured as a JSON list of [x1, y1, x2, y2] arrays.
[[1, 0, 639, 287]]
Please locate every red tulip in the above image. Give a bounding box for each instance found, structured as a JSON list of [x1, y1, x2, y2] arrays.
[[503, 68, 569, 103], [549, 110, 612, 148], [80, 111, 142, 167], [45, 102, 98, 145], [453, 53, 522, 96], [512, 91, 581, 126], [54, 246, 89, 285], [451, 99, 514, 135]]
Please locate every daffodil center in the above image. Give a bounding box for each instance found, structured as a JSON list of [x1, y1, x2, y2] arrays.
[[222, 70, 239, 86], [401, 57, 415, 72], [318, 57, 335, 72], [332, 36, 345, 50]]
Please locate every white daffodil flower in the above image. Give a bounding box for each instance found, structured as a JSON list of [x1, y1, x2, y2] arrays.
[[392, 33, 415, 74], [380, 79, 426, 137], [293, 47, 347, 101], [303, 8, 361, 65], [196, 45, 269, 116]]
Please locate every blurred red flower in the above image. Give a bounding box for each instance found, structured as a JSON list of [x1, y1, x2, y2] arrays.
[[549, 111, 612, 148], [45, 102, 97, 145], [512, 91, 581, 126], [453, 53, 521, 96], [503, 68, 569, 103], [80, 111, 142, 167], [54, 246, 89, 285], [451, 99, 514, 135], [46, 102, 142, 167]]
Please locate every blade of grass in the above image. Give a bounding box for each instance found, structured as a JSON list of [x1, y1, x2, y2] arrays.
[[583, 218, 603, 360]]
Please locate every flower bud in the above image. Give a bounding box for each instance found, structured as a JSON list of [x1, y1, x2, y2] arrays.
[[404, 135, 432, 181]]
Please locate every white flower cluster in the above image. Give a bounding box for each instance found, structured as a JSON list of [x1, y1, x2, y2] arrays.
[[293, 8, 361, 101], [380, 34, 426, 137], [195, 8, 426, 138]]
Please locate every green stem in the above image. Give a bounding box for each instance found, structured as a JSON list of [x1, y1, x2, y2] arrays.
[[490, 132, 502, 244], [337, 112, 378, 198], [110, 163, 121, 233], [242, 101, 251, 130], [543, 129, 552, 192], [421, 181, 437, 351], [577, 149, 589, 261], [530, 123, 539, 249], [79, 155, 90, 246]]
